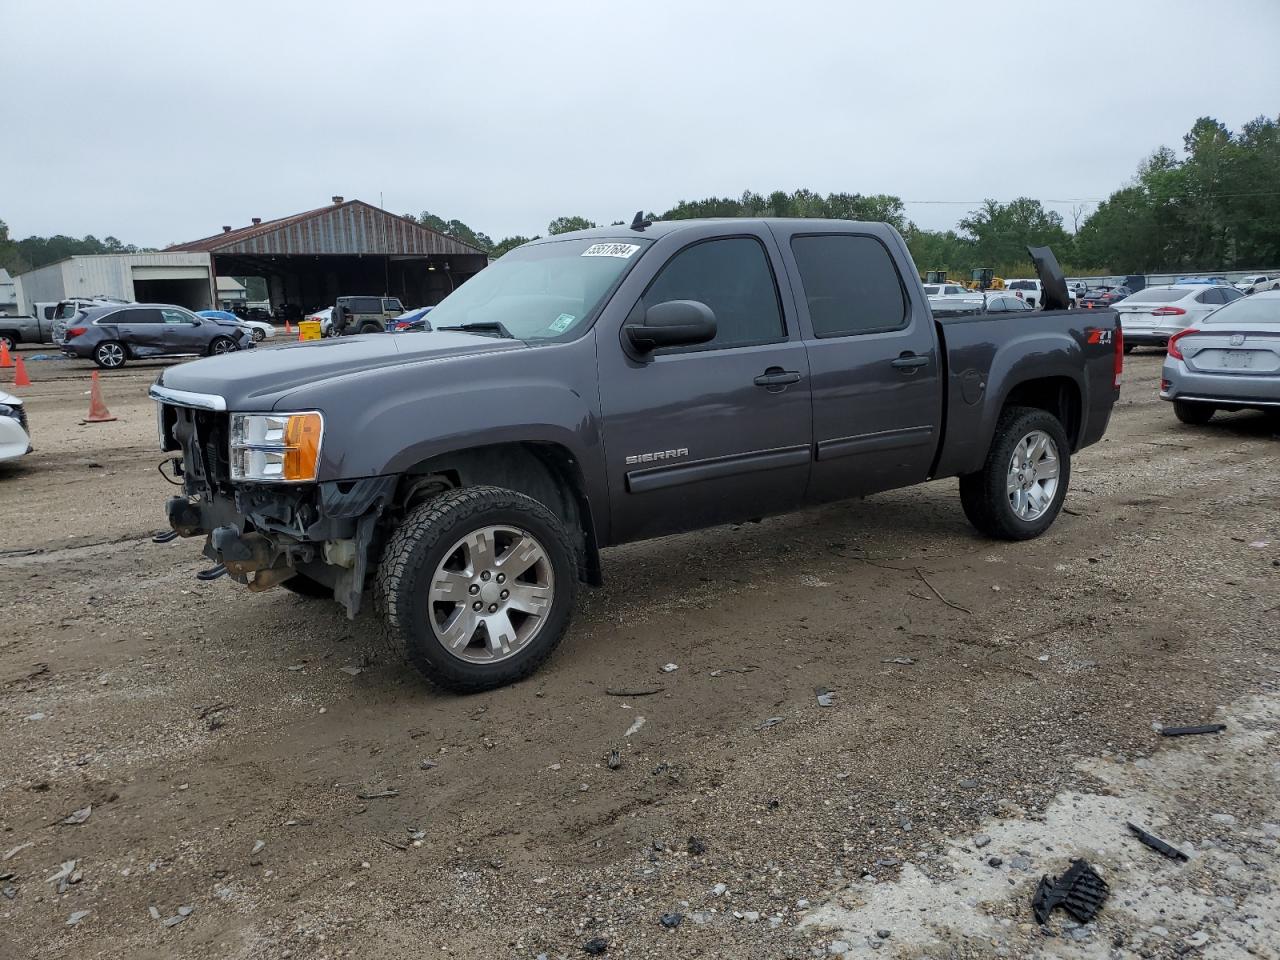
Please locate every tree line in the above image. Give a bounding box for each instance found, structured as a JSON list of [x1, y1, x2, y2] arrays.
[[407, 114, 1280, 278], [5, 114, 1275, 281]]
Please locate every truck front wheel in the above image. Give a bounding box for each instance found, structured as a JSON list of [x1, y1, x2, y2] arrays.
[[959, 406, 1071, 540], [376, 485, 577, 693]]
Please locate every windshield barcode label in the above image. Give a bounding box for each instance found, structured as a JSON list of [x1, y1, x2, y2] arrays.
[[582, 243, 641, 259]]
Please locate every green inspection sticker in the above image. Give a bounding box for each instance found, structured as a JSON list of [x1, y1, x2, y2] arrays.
[[550, 313, 575, 333]]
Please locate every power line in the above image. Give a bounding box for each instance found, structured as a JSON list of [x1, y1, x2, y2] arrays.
[[902, 190, 1280, 205]]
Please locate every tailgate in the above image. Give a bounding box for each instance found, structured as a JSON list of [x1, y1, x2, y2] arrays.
[[1184, 330, 1280, 375]]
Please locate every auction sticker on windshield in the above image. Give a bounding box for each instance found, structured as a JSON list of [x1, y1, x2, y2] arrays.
[[550, 313, 576, 333], [581, 243, 641, 258]]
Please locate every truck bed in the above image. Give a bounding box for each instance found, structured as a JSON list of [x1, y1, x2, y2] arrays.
[[931, 308, 1121, 480]]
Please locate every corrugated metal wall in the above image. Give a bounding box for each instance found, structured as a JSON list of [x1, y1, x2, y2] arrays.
[[15, 261, 70, 307], [63, 253, 212, 300]]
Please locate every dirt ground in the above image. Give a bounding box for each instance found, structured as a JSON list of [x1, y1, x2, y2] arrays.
[[1, 348, 1277, 960]]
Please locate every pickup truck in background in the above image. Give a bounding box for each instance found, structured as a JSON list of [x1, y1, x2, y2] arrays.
[[1, 297, 130, 348], [150, 219, 1122, 692]]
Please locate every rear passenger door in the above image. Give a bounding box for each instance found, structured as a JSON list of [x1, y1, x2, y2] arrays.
[[113, 308, 165, 355], [773, 227, 942, 502]]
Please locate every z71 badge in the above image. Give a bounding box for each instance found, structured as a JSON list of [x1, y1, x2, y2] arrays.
[[625, 448, 689, 466], [1086, 329, 1115, 345]]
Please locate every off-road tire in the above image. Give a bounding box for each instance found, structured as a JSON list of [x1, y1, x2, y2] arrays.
[[358, 322, 382, 335], [280, 573, 331, 598], [1173, 400, 1215, 425], [376, 485, 578, 693], [93, 340, 127, 368], [958, 405, 1072, 541]]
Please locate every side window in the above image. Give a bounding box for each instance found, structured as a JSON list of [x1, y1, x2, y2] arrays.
[[383, 299, 403, 312], [357, 297, 380, 313], [161, 308, 194, 324], [641, 237, 784, 351], [1221, 287, 1242, 302], [124, 308, 164, 324], [790, 234, 908, 338]]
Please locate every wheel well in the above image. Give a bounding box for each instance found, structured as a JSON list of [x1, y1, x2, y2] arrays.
[[1003, 377, 1082, 448], [396, 442, 602, 585], [0, 329, 20, 343]]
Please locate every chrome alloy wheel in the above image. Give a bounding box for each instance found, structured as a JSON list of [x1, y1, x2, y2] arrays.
[[427, 525, 555, 664], [96, 342, 125, 367], [1006, 429, 1061, 521]]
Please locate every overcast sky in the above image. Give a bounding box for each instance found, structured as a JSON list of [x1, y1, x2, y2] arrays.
[[6, 0, 1279, 247]]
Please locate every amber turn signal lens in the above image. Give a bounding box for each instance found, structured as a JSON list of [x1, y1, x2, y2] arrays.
[[282, 412, 323, 481]]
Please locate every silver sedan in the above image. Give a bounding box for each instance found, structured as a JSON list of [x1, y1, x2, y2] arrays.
[[1161, 291, 1280, 423]]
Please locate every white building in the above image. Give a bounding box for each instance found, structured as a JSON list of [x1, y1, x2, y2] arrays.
[[216, 276, 248, 310], [15, 252, 215, 314], [0, 269, 17, 316]]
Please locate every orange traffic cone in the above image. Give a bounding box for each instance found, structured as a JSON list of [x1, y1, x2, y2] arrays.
[[0, 340, 11, 368], [13, 355, 31, 388], [83, 370, 116, 423], [284, 318, 293, 335]]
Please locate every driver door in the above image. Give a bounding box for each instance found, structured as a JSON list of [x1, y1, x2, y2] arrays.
[[159, 307, 206, 355], [596, 229, 812, 544]]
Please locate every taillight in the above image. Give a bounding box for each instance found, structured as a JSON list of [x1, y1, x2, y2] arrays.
[[1151, 306, 1186, 317], [1167, 328, 1198, 361], [1114, 327, 1124, 388], [66, 326, 88, 338]]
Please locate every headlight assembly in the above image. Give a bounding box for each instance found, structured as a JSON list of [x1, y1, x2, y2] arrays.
[[229, 412, 323, 482]]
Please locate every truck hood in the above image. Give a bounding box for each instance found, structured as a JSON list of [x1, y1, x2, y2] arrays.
[[155, 332, 525, 410]]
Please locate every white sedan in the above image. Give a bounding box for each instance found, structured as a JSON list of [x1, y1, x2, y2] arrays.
[[0, 389, 31, 463], [197, 310, 276, 342], [304, 307, 334, 337], [1114, 284, 1245, 352]]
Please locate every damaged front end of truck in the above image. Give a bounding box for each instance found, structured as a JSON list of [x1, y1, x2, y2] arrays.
[[152, 385, 393, 617]]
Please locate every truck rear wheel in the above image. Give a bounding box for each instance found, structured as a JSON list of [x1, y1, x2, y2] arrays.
[[959, 406, 1071, 540], [376, 485, 577, 693]]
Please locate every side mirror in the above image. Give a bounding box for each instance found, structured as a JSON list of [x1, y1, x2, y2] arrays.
[[625, 300, 716, 354]]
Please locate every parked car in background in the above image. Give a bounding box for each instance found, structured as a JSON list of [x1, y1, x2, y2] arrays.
[[983, 292, 1035, 313], [199, 309, 275, 342], [304, 307, 334, 337], [1174, 276, 1231, 286], [58, 303, 254, 368], [1234, 274, 1270, 292], [1161, 291, 1280, 423], [1114, 284, 1244, 352], [1240, 275, 1280, 295], [1121, 275, 1147, 294], [0, 389, 31, 463], [387, 306, 434, 333], [1079, 285, 1131, 309], [1003, 278, 1043, 308], [333, 296, 405, 335], [2, 297, 128, 348], [149, 221, 1120, 692], [921, 282, 970, 297]]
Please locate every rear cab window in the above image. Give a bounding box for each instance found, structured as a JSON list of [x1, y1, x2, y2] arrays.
[[789, 234, 908, 338]]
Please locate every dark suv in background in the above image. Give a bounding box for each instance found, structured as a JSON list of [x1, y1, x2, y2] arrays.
[[57, 304, 254, 368], [333, 296, 405, 335]]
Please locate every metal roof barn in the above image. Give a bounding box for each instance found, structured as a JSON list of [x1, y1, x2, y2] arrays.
[[167, 197, 489, 318]]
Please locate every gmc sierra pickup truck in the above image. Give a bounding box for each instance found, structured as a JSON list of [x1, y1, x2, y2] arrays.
[[150, 219, 1122, 692]]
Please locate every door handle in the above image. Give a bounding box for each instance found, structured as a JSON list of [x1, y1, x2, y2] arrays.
[[754, 368, 802, 387], [891, 353, 930, 370]]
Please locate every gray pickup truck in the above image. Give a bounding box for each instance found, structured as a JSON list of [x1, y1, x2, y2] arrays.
[[150, 219, 1122, 691]]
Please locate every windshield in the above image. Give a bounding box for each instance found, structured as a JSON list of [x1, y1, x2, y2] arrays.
[[1122, 288, 1187, 303], [1006, 280, 1036, 290], [922, 285, 940, 295], [427, 237, 652, 340], [1203, 295, 1280, 325]]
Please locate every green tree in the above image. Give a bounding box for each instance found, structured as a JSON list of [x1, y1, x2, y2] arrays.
[[547, 216, 598, 235], [489, 235, 537, 257]]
